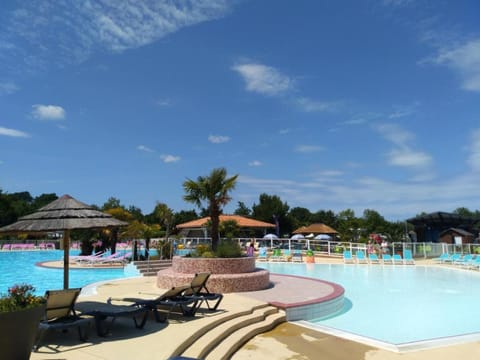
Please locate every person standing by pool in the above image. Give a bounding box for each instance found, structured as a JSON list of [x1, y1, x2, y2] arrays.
[[246, 242, 255, 257]]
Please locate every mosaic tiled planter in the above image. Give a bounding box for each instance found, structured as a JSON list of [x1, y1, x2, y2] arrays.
[[157, 256, 270, 293]]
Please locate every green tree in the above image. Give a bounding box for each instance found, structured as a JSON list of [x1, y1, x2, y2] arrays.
[[183, 167, 238, 251], [288, 207, 312, 231], [102, 197, 123, 211], [234, 201, 251, 216], [219, 219, 240, 238], [252, 193, 291, 235], [152, 202, 174, 239]]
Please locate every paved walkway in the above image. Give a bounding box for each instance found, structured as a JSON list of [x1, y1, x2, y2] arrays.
[[30, 258, 480, 360]]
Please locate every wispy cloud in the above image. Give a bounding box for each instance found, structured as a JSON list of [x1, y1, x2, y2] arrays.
[[32, 105, 66, 120], [232, 63, 293, 96], [279, 128, 291, 135], [208, 135, 230, 144], [294, 97, 338, 113], [0, 126, 30, 138], [248, 160, 263, 167], [433, 38, 480, 92], [137, 145, 154, 153], [467, 129, 480, 172], [156, 98, 172, 107], [374, 123, 433, 169], [0, 82, 19, 95], [0, 1, 232, 73], [160, 154, 180, 163], [382, 0, 414, 6], [294, 145, 324, 153]]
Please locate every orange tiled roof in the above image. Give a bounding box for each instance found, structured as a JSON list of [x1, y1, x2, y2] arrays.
[[292, 223, 337, 234], [176, 215, 275, 229]]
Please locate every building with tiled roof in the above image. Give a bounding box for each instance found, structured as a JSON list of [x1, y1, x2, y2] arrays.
[[176, 215, 275, 238]]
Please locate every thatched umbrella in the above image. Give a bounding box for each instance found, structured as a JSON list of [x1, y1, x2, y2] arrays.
[[0, 194, 128, 289]]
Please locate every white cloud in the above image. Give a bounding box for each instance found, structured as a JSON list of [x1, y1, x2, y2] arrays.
[[248, 160, 263, 167], [0, 82, 19, 95], [374, 123, 433, 170], [434, 38, 480, 92], [295, 97, 337, 112], [156, 98, 172, 107], [279, 128, 291, 135], [160, 154, 180, 163], [0, 126, 30, 138], [32, 104, 66, 120], [208, 135, 230, 144], [467, 129, 480, 172], [232, 63, 293, 96], [375, 123, 413, 146], [137, 145, 154, 153], [2, 1, 232, 71], [295, 145, 323, 153], [387, 148, 432, 167]]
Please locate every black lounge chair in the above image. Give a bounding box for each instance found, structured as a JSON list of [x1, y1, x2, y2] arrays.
[[75, 300, 150, 336], [34, 288, 91, 351], [108, 286, 200, 322], [183, 272, 223, 311]]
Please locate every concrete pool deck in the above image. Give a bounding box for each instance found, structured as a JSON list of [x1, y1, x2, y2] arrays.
[[30, 257, 480, 360]]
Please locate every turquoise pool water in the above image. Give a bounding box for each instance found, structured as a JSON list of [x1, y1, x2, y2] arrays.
[[259, 262, 480, 347], [0, 250, 138, 295]]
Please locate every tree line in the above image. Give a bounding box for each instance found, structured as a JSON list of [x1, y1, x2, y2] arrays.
[[2, 171, 480, 247]]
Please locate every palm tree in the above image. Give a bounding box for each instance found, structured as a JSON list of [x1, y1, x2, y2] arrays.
[[183, 168, 238, 251]]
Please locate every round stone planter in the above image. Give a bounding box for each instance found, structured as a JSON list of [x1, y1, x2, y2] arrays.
[[157, 256, 270, 293], [172, 256, 256, 274], [0, 304, 45, 359]]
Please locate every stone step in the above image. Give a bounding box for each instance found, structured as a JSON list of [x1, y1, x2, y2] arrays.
[[182, 305, 279, 359], [170, 304, 271, 357], [132, 260, 172, 277], [205, 311, 286, 360]]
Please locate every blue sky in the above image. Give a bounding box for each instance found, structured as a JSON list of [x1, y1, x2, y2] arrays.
[[1, 0, 479, 221]]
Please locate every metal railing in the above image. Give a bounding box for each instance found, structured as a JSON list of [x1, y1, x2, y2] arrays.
[[173, 237, 470, 259]]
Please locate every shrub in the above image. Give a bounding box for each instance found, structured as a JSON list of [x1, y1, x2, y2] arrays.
[[0, 284, 45, 313], [215, 239, 242, 258]]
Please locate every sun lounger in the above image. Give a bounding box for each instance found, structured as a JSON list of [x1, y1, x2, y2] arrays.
[[34, 288, 91, 351], [432, 253, 449, 263], [467, 256, 480, 269], [442, 253, 461, 264], [182, 272, 224, 311], [257, 247, 268, 261], [291, 249, 303, 262], [392, 254, 404, 264], [355, 250, 368, 264], [453, 254, 473, 266], [403, 250, 415, 265], [108, 286, 200, 322], [368, 253, 380, 264], [75, 300, 149, 336], [343, 250, 354, 264], [382, 254, 393, 264], [270, 248, 283, 262]]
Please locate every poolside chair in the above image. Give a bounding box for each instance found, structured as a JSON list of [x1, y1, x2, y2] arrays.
[[403, 250, 415, 265], [282, 249, 292, 262], [34, 288, 91, 351], [442, 253, 461, 264], [182, 272, 224, 311], [392, 254, 404, 265], [368, 253, 380, 264], [453, 254, 473, 266], [343, 250, 354, 264], [108, 286, 201, 322], [291, 249, 303, 262], [467, 256, 480, 269], [355, 250, 368, 264], [432, 253, 450, 263], [75, 300, 150, 337], [270, 248, 283, 262], [257, 247, 268, 261], [382, 254, 393, 264]]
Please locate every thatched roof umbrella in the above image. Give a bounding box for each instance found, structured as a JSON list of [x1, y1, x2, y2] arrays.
[[0, 194, 128, 289]]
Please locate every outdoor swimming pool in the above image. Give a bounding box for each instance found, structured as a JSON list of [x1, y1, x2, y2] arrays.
[[259, 262, 480, 350], [0, 250, 137, 295]]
